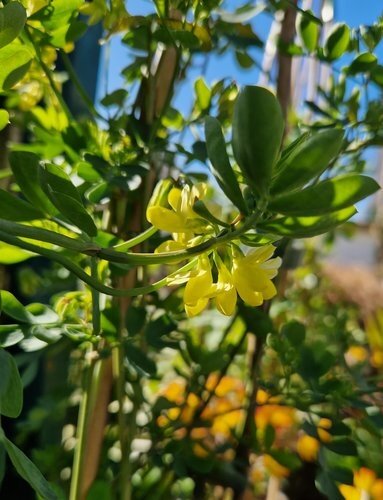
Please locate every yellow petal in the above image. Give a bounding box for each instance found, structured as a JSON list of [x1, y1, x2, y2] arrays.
[[354, 468, 376, 492], [146, 206, 185, 232], [155, 240, 186, 253], [232, 267, 265, 306], [339, 485, 360, 500], [184, 257, 213, 305], [168, 188, 182, 211], [216, 285, 237, 316], [245, 245, 276, 264], [185, 298, 209, 317]]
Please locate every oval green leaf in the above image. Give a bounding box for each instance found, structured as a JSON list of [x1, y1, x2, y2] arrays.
[[41, 163, 82, 203], [347, 52, 378, 75], [0, 349, 23, 418], [0, 41, 32, 91], [9, 151, 58, 216], [0, 189, 44, 221], [258, 207, 356, 238], [0, 109, 9, 131], [2, 436, 57, 499], [232, 85, 284, 197], [271, 129, 344, 195], [297, 10, 319, 52], [48, 190, 97, 237], [205, 116, 247, 213], [0, 2, 27, 49], [0, 290, 35, 323], [269, 175, 380, 216], [324, 23, 350, 60]]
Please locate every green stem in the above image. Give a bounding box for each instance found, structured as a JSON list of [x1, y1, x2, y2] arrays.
[[0, 209, 260, 266], [69, 259, 101, 500], [0, 228, 200, 296], [60, 52, 108, 123], [69, 350, 95, 500], [112, 226, 158, 251]]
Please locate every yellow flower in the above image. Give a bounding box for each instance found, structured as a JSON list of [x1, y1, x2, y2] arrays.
[[232, 245, 281, 307], [183, 255, 213, 317], [211, 259, 237, 316], [340, 467, 383, 500], [147, 182, 207, 234], [296, 435, 320, 462]]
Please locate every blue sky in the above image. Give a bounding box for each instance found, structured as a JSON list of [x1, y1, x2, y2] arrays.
[[96, 1, 382, 220], [98, 0, 383, 105]]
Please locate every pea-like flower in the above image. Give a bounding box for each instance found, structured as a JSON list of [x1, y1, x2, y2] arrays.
[[146, 182, 208, 235], [169, 245, 281, 318]]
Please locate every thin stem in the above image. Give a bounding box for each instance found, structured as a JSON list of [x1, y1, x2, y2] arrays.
[[69, 349, 95, 500], [0, 229, 202, 296], [69, 259, 102, 500], [112, 226, 158, 251], [0, 209, 261, 266], [60, 52, 108, 123]]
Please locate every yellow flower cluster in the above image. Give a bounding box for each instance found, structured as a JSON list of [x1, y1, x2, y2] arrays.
[[147, 181, 281, 317]]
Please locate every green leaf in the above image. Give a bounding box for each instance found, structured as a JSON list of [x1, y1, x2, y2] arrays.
[[297, 10, 319, 52], [0, 41, 32, 91], [298, 344, 335, 379], [0, 2, 27, 49], [100, 89, 128, 107], [232, 85, 284, 197], [126, 343, 156, 376], [0, 349, 23, 418], [0, 189, 44, 221], [316, 469, 344, 500], [1, 433, 57, 499], [41, 163, 82, 204], [194, 77, 211, 111], [0, 109, 9, 131], [347, 52, 378, 75], [325, 438, 357, 456], [235, 50, 254, 68], [324, 23, 350, 60], [48, 190, 97, 237], [271, 129, 344, 195], [204, 116, 247, 213], [0, 242, 33, 264], [269, 175, 380, 216], [281, 321, 306, 346], [0, 290, 34, 323], [372, 65, 383, 87], [9, 151, 58, 216], [258, 207, 356, 238]]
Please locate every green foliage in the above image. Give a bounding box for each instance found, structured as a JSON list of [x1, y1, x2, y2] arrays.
[[232, 85, 284, 198], [0, 0, 380, 499]]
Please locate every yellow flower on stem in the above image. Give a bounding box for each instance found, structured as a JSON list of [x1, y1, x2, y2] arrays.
[[146, 182, 207, 234], [183, 255, 213, 317], [232, 245, 281, 307]]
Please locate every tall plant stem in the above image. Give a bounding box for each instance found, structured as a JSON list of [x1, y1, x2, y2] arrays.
[[69, 259, 101, 500]]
